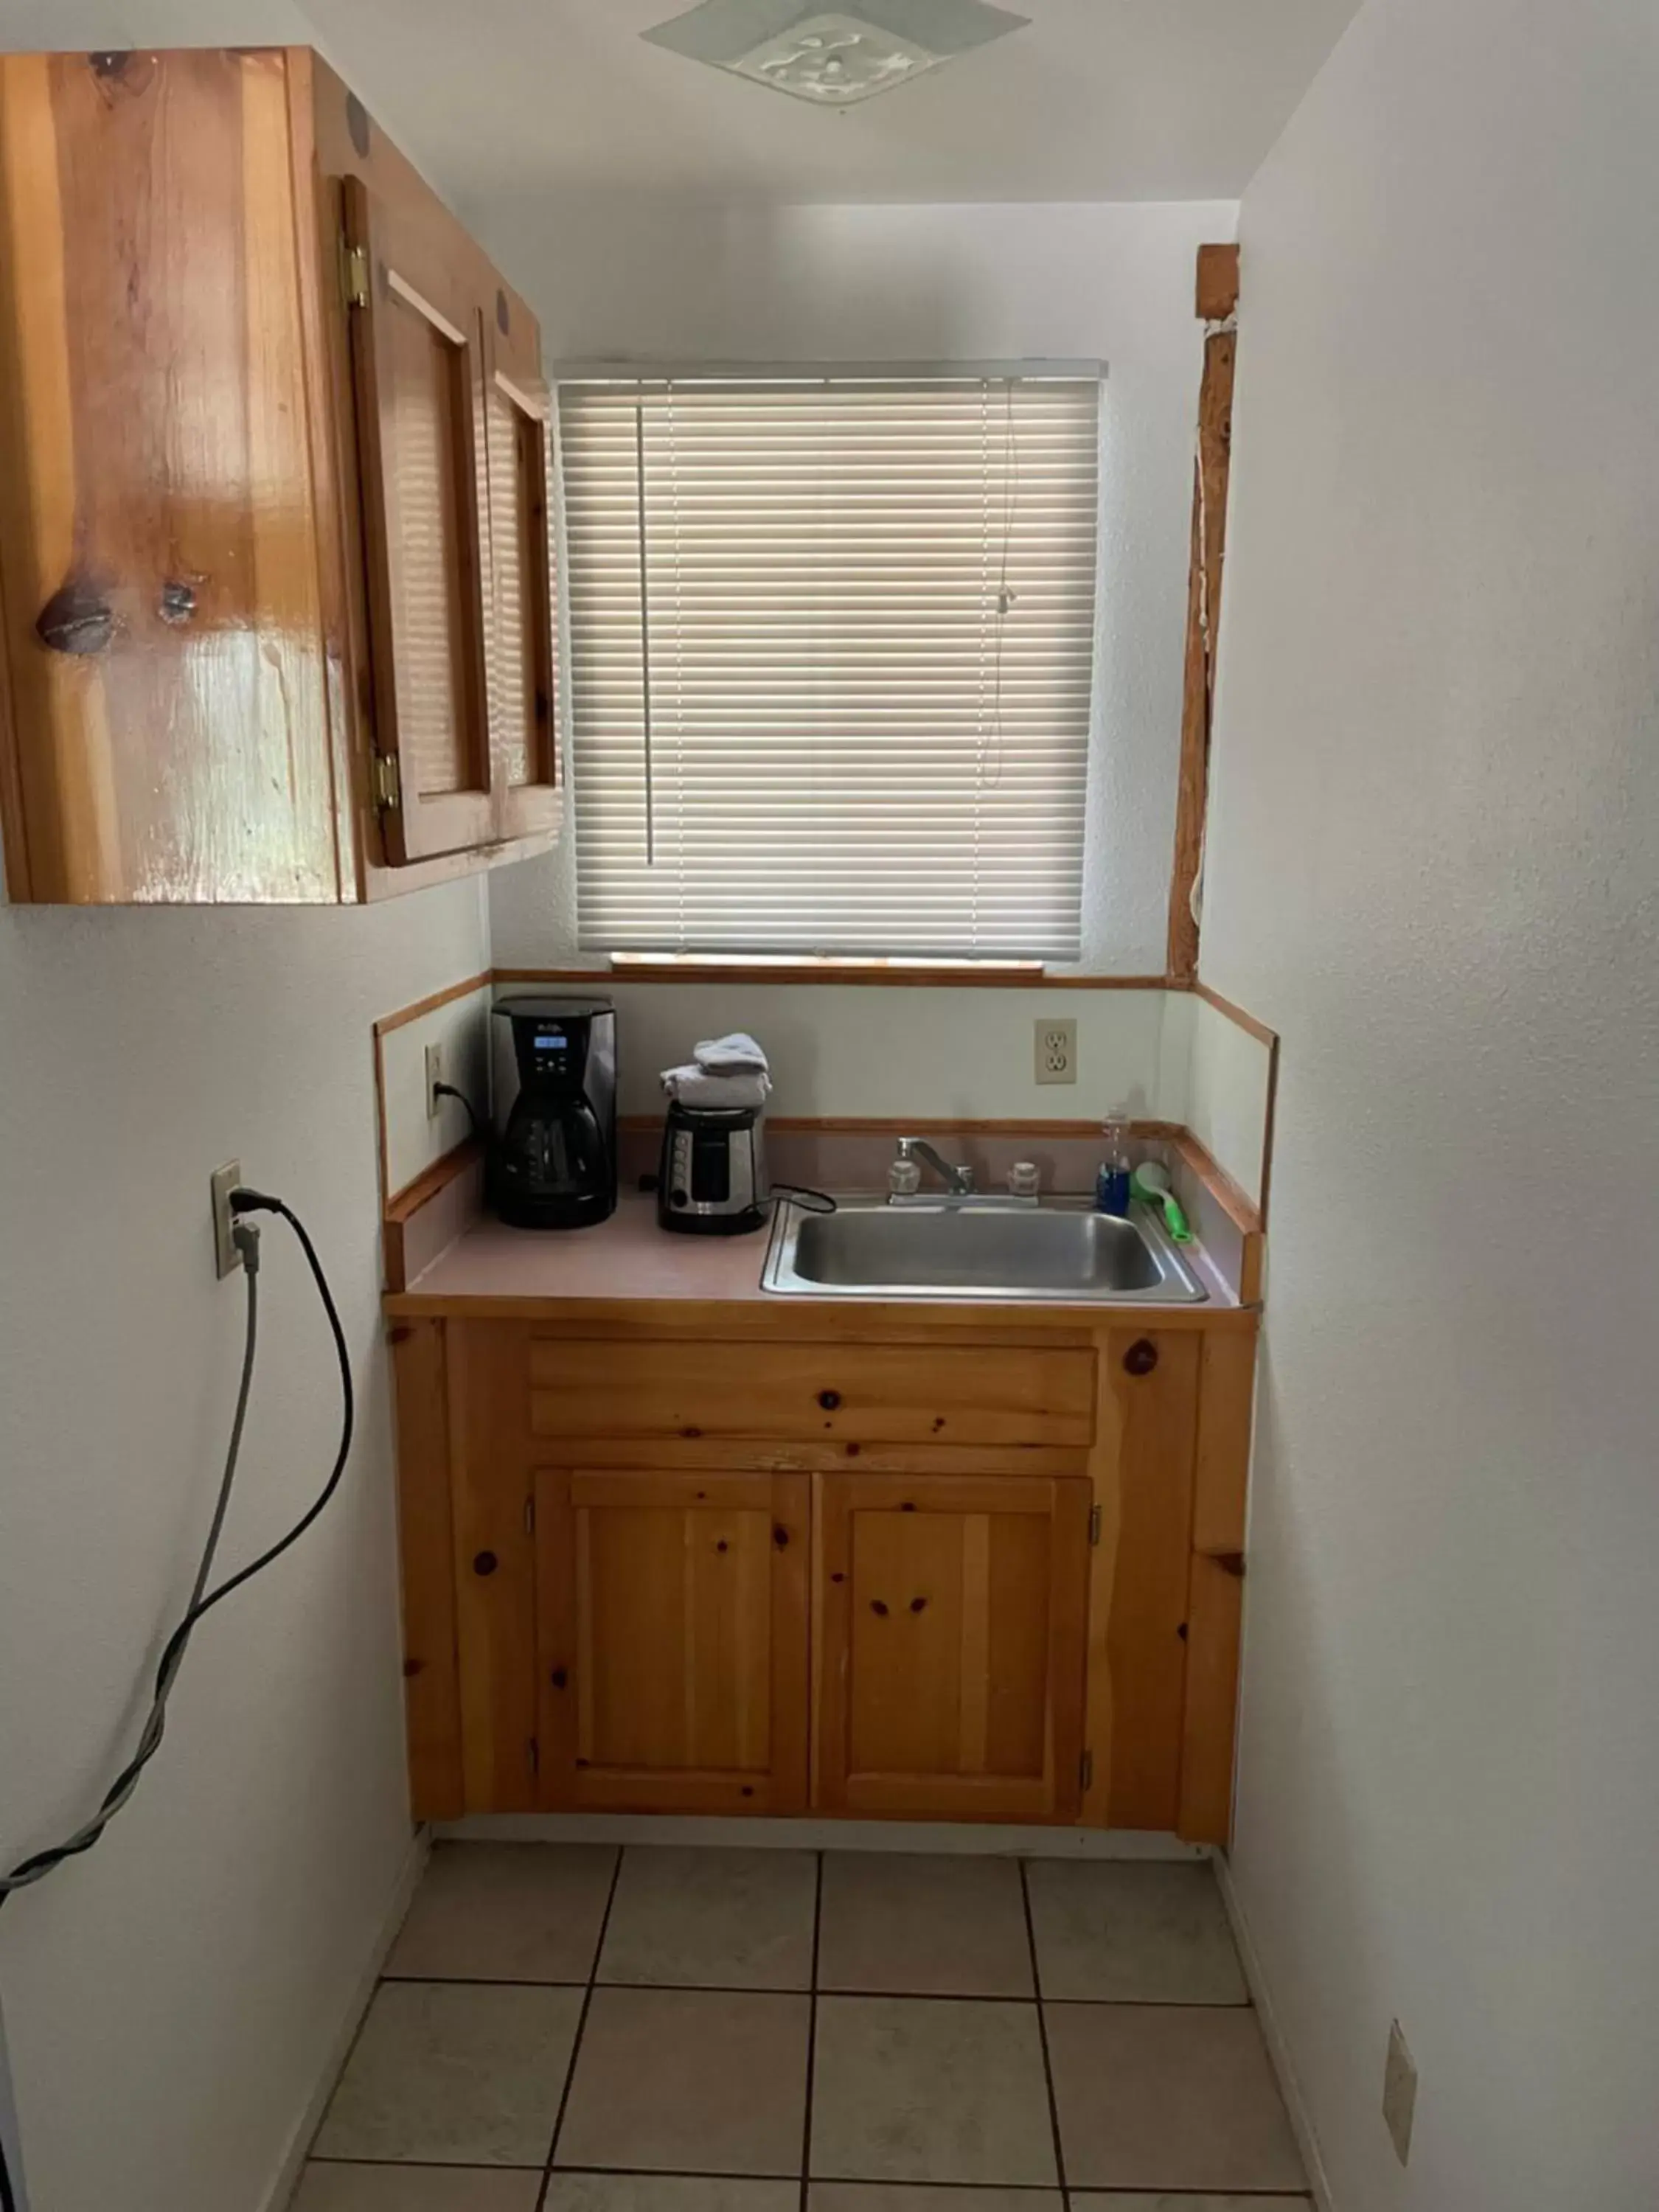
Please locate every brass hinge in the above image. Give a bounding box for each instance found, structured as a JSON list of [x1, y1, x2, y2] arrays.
[[1088, 1502, 1102, 1545], [340, 237, 369, 310], [1079, 1747, 1094, 1792], [370, 752, 401, 812]]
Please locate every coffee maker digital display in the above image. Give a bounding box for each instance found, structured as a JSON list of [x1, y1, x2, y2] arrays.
[[490, 996, 617, 1230]]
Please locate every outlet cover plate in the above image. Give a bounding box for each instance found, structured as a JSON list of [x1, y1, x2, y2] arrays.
[[425, 1042, 446, 1122], [1383, 2017, 1417, 2165], [210, 1161, 242, 1279], [1034, 1016, 1077, 1085]]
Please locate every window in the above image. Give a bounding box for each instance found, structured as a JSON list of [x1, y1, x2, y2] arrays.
[[556, 370, 1102, 959]]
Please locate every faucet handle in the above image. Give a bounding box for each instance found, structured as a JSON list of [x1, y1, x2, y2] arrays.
[[888, 1150, 922, 1198], [895, 1136, 917, 1161]]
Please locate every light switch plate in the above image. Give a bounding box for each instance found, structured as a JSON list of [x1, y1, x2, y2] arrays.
[[1034, 1017, 1077, 1085], [1382, 2017, 1418, 2165]]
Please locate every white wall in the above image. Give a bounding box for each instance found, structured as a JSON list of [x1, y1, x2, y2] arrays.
[[0, 18, 489, 2212], [0, 884, 490, 2212], [1203, 1, 1659, 2205], [498, 978, 1188, 1123], [484, 195, 1235, 982]]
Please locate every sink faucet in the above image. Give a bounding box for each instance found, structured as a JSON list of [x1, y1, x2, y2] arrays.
[[894, 1136, 975, 1196]]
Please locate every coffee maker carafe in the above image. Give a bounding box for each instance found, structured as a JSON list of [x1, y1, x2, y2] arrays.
[[490, 997, 616, 1229]]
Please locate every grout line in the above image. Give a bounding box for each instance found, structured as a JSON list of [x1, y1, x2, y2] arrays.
[[377, 1973, 1239, 2008], [379, 1975, 1248, 2009], [535, 1844, 626, 2212], [1020, 1859, 1070, 2199], [800, 1849, 824, 2201], [307, 2160, 1305, 2199]]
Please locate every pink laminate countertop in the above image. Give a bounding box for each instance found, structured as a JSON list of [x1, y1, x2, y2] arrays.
[[388, 1192, 1242, 1321]]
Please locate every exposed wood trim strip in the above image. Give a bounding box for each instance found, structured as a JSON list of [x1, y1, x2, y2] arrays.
[[1166, 243, 1239, 981], [494, 965, 1177, 992], [374, 969, 494, 1036], [1195, 242, 1240, 321]]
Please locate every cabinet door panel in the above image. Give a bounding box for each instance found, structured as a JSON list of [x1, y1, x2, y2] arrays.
[[344, 175, 493, 860], [484, 338, 558, 836], [0, 48, 339, 902], [537, 1468, 809, 1815], [817, 1473, 1091, 1823]]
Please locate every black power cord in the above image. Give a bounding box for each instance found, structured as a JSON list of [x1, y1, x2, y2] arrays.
[[432, 1081, 483, 1143], [769, 1183, 838, 1214], [0, 1190, 353, 2210]]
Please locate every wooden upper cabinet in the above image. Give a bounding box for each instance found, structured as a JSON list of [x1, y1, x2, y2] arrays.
[[815, 1472, 1092, 1824], [0, 46, 560, 904]]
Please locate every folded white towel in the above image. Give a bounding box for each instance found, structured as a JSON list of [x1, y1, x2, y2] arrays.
[[661, 1064, 772, 1111], [695, 1032, 769, 1075]]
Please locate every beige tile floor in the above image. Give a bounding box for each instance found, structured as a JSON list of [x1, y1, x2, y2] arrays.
[[295, 1843, 1307, 2212]]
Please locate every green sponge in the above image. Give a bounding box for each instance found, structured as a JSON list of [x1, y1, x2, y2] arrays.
[[1131, 1164, 1193, 1242]]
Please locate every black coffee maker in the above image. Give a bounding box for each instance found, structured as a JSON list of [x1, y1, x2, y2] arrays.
[[490, 997, 617, 1229]]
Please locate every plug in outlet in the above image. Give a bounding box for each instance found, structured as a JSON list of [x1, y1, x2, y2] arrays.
[[210, 1161, 243, 1279], [425, 1042, 447, 1122], [1034, 1017, 1078, 1085], [1382, 2018, 1418, 2166]]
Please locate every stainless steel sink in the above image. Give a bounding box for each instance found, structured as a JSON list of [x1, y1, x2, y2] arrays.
[[762, 1195, 1207, 1304]]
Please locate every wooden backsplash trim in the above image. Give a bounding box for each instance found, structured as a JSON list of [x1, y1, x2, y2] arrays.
[[386, 1133, 484, 1220], [1170, 1130, 1262, 1239], [1191, 979, 1280, 1227], [374, 969, 493, 1036], [495, 964, 1180, 992], [1192, 978, 1277, 1048]]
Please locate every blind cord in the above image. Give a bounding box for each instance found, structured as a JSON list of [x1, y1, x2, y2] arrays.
[[0, 1192, 355, 2209]]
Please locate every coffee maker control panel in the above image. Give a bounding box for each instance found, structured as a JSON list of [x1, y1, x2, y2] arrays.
[[528, 1026, 577, 1081]]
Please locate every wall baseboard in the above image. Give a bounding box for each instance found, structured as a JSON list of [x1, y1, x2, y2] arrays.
[[1214, 1851, 1338, 2212], [257, 1826, 429, 2212], [435, 1813, 1208, 1860]]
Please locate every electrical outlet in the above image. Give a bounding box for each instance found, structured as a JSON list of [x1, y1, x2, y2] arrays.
[[210, 1161, 243, 1279], [1034, 1016, 1078, 1085], [1382, 2018, 1418, 2166], [425, 1041, 446, 1122]]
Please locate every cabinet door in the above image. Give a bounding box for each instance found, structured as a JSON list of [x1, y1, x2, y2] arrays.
[[535, 1469, 810, 1814], [344, 174, 495, 860], [483, 306, 559, 839], [0, 49, 341, 903], [816, 1473, 1091, 1823]]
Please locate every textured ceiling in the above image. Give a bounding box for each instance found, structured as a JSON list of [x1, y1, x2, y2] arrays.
[[307, 0, 1360, 204]]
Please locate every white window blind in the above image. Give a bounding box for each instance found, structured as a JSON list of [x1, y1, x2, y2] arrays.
[[557, 372, 1101, 959]]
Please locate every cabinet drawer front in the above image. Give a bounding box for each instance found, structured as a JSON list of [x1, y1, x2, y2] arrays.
[[528, 1340, 1094, 1448]]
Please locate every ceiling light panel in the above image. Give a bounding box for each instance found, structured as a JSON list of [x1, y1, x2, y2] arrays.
[[643, 0, 1029, 107]]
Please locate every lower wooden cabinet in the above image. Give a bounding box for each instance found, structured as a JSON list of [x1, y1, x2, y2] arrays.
[[534, 1468, 809, 1815], [815, 1473, 1091, 1824], [391, 1313, 1256, 1842]]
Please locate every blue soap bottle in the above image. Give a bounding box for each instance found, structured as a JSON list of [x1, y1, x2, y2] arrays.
[[1096, 1109, 1133, 1217]]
